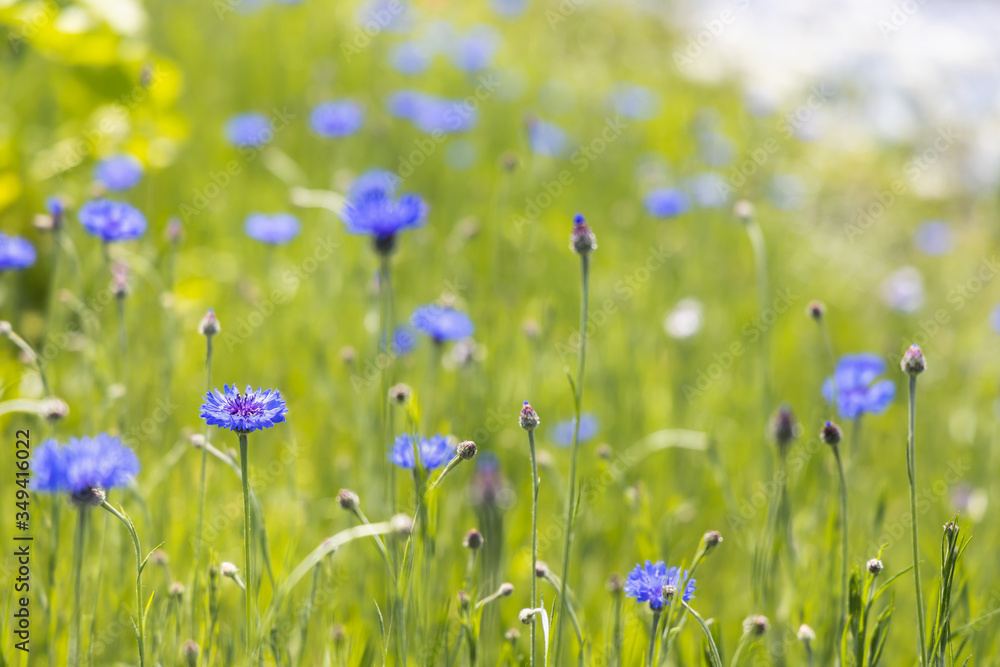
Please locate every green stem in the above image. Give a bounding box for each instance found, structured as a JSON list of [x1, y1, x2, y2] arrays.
[[71, 508, 87, 667], [4, 328, 51, 396], [744, 218, 770, 422], [646, 610, 661, 667], [554, 253, 590, 666], [239, 432, 255, 657], [681, 602, 722, 667], [729, 630, 752, 667], [529, 429, 539, 667], [833, 445, 848, 661], [100, 501, 145, 667], [907, 375, 928, 665], [193, 335, 214, 632]]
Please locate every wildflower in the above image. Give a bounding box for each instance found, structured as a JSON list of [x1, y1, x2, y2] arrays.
[[198, 309, 220, 337], [46, 196, 65, 230], [914, 220, 952, 256], [463, 528, 484, 549], [388, 434, 454, 470], [519, 401, 540, 431], [901, 344, 926, 375], [224, 113, 272, 148], [411, 304, 474, 343], [822, 354, 895, 419], [624, 561, 696, 610], [341, 169, 428, 254], [0, 233, 36, 271], [392, 327, 417, 355], [644, 188, 689, 219], [79, 199, 146, 242], [743, 615, 770, 636], [457, 440, 477, 460], [309, 101, 364, 138], [551, 414, 599, 447], [807, 300, 825, 320], [199, 384, 288, 433], [244, 213, 300, 245], [448, 25, 499, 72], [821, 421, 842, 447], [39, 397, 70, 422], [387, 91, 478, 133], [389, 42, 432, 75], [389, 383, 412, 404], [880, 266, 924, 313], [220, 562, 239, 578], [570, 213, 597, 255], [867, 558, 883, 575], [770, 404, 798, 452], [94, 154, 143, 191], [337, 489, 359, 510], [31, 434, 140, 504], [797, 624, 815, 642], [702, 530, 723, 553], [526, 118, 568, 157]]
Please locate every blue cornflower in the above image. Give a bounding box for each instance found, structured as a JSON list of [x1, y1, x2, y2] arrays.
[[0, 233, 36, 271], [309, 101, 364, 138], [31, 434, 140, 499], [341, 169, 428, 252], [822, 354, 895, 420], [94, 154, 143, 191], [914, 220, 952, 256], [609, 83, 660, 120], [387, 91, 477, 133], [78, 199, 147, 242], [390, 42, 433, 75], [644, 188, 689, 218], [200, 384, 288, 434], [551, 413, 599, 447], [392, 326, 417, 355], [225, 113, 273, 148], [388, 434, 455, 470], [625, 561, 696, 610], [527, 118, 567, 157], [46, 196, 64, 216], [448, 25, 499, 72], [411, 304, 474, 343], [244, 213, 301, 244]]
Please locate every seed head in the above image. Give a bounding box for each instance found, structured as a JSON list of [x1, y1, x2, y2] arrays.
[[570, 213, 597, 255], [519, 401, 540, 431], [867, 558, 883, 575], [457, 440, 477, 460], [743, 614, 770, 636], [821, 421, 842, 447], [337, 489, 359, 511], [901, 344, 926, 375], [463, 528, 484, 550], [198, 309, 220, 336], [807, 300, 826, 320]]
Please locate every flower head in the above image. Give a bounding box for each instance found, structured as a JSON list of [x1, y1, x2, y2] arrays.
[[822, 354, 895, 420], [519, 401, 540, 431], [79, 199, 147, 242], [644, 189, 689, 219], [31, 434, 140, 499], [341, 169, 428, 252], [448, 25, 499, 72], [551, 413, 599, 447], [198, 309, 220, 337], [411, 304, 474, 343], [390, 42, 432, 75], [387, 91, 478, 133], [901, 344, 926, 375], [570, 213, 597, 254], [526, 118, 567, 157], [770, 404, 798, 451], [244, 213, 301, 245], [388, 434, 454, 470], [309, 101, 364, 138], [200, 384, 288, 434], [0, 233, 36, 271], [609, 83, 660, 120], [624, 561, 696, 610], [821, 420, 842, 446], [224, 113, 272, 148], [94, 154, 143, 191]]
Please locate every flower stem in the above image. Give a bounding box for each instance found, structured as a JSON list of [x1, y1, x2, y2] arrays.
[[554, 253, 590, 666], [192, 335, 213, 631], [729, 629, 752, 667], [100, 500, 146, 667], [528, 429, 539, 667], [70, 508, 87, 667], [681, 602, 722, 667], [239, 432, 255, 657], [833, 444, 848, 658], [646, 610, 661, 667], [744, 217, 770, 423], [906, 374, 928, 665]]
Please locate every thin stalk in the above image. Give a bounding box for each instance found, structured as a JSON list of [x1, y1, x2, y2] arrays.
[[239, 432, 255, 656], [729, 629, 752, 667], [46, 499, 60, 667], [646, 610, 661, 667], [744, 217, 770, 423], [554, 253, 590, 666], [71, 508, 87, 667], [3, 328, 51, 396], [833, 445, 848, 660], [681, 602, 722, 667], [378, 252, 394, 514], [528, 429, 539, 667], [906, 375, 928, 665], [193, 334, 214, 631], [100, 501, 146, 666], [611, 592, 623, 667]]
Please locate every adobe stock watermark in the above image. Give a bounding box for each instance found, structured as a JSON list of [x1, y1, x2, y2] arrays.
[[877, 0, 928, 38], [683, 288, 799, 401]]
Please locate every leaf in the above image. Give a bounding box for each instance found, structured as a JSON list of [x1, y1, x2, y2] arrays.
[[138, 542, 167, 577]]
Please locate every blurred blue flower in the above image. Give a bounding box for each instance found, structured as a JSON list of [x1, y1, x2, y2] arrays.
[[688, 172, 729, 209], [609, 83, 660, 120], [0, 233, 36, 271], [644, 188, 689, 218], [355, 0, 414, 33], [822, 354, 895, 420], [914, 220, 953, 256], [392, 326, 417, 355], [990, 304, 1000, 334], [200, 384, 288, 434], [491, 0, 527, 17], [78, 199, 147, 242], [31, 434, 140, 496], [388, 433, 454, 470], [95, 154, 143, 191], [225, 113, 272, 148], [448, 25, 499, 72], [527, 118, 567, 157], [244, 213, 300, 244], [551, 413, 598, 447], [309, 101, 364, 138], [880, 266, 924, 313], [390, 41, 433, 75], [411, 304, 474, 342], [388, 91, 477, 133], [46, 196, 64, 216], [624, 561, 696, 610], [341, 169, 428, 249]]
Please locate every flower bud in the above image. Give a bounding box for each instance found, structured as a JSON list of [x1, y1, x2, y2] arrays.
[[457, 440, 477, 460], [606, 574, 623, 594], [771, 404, 798, 452], [901, 344, 926, 375], [70, 486, 106, 507], [337, 489, 359, 511], [743, 615, 770, 636], [733, 199, 755, 221], [519, 401, 540, 431], [821, 421, 842, 447], [391, 513, 413, 536], [570, 213, 597, 255], [199, 309, 220, 337], [535, 561, 549, 578], [457, 590, 470, 610], [170, 582, 186, 598], [806, 300, 825, 320], [463, 528, 484, 550], [797, 624, 815, 642], [389, 383, 412, 404], [39, 396, 70, 422], [498, 582, 514, 597], [220, 562, 239, 578], [505, 628, 520, 642], [519, 608, 535, 625], [182, 640, 200, 667], [661, 584, 677, 601], [702, 530, 723, 553], [867, 558, 883, 575]]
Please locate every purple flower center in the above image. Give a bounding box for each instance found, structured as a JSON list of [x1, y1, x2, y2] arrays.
[[226, 396, 264, 418]]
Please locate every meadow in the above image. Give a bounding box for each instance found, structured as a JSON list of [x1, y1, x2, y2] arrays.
[[1, 0, 1000, 665]]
